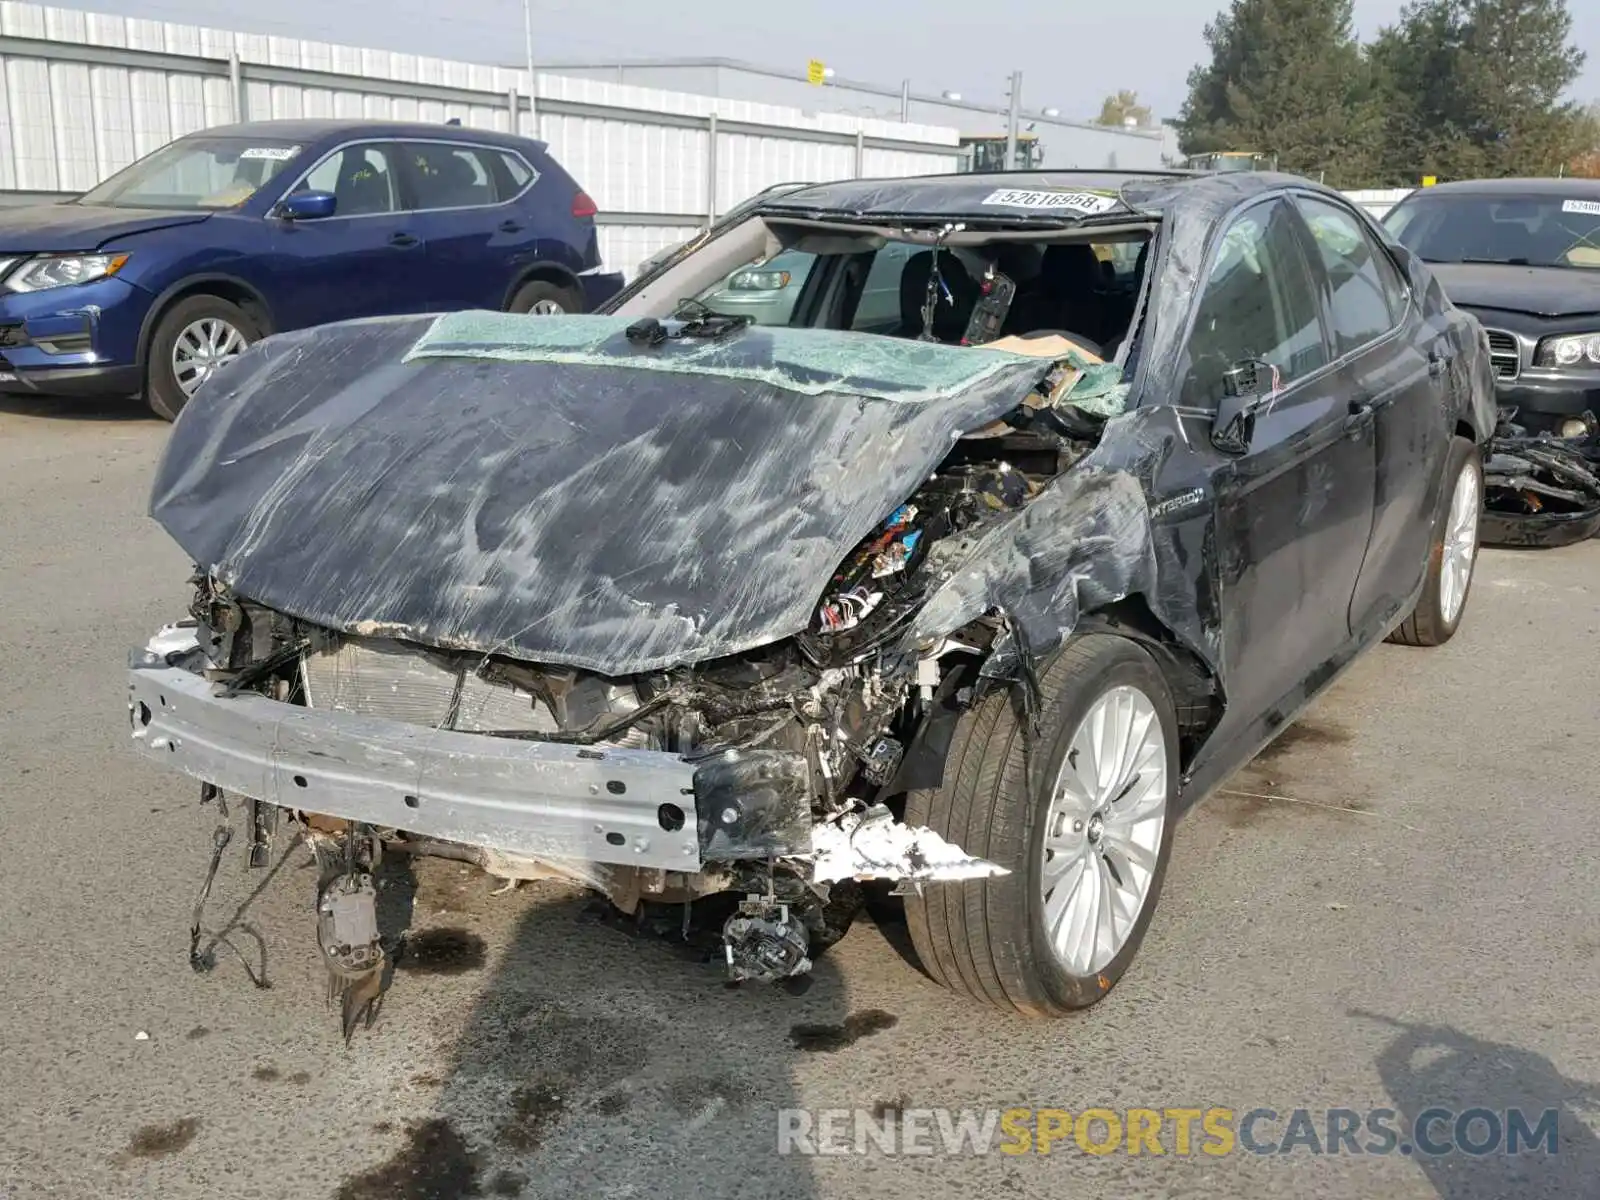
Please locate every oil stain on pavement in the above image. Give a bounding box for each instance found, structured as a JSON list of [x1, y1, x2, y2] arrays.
[[789, 1008, 899, 1052], [114, 1116, 201, 1165]]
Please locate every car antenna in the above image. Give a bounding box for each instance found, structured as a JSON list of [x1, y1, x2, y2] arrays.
[[919, 222, 966, 342]]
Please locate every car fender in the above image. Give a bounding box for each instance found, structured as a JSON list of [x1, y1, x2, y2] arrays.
[[135, 272, 277, 369], [500, 251, 584, 309], [1451, 315, 1498, 444]]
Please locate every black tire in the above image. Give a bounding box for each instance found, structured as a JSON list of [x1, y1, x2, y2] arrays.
[[904, 634, 1179, 1016], [145, 294, 260, 422], [508, 279, 583, 315], [1387, 436, 1482, 648]]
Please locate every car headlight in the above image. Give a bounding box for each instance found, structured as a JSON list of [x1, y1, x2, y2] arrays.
[[728, 269, 791, 291], [1534, 332, 1600, 368], [1559, 417, 1593, 439], [6, 252, 129, 293]]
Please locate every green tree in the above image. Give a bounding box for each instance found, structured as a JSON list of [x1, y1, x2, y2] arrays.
[[1177, 0, 1381, 186], [1097, 90, 1153, 128], [1369, 0, 1588, 183], [1571, 102, 1600, 177]]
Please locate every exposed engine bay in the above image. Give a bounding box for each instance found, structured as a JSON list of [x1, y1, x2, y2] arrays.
[[132, 345, 1116, 1034], [1481, 408, 1600, 548]]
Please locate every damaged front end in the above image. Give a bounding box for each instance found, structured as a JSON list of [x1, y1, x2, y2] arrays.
[[129, 314, 1154, 1017], [1481, 409, 1600, 548]]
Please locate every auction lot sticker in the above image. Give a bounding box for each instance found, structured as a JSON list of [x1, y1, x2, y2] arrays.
[[981, 189, 1119, 215], [1562, 199, 1600, 216]]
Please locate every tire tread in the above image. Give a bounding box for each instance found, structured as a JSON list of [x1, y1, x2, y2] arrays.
[[906, 636, 1164, 1016], [1385, 436, 1480, 649]]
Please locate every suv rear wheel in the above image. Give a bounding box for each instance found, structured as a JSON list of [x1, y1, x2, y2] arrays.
[[508, 279, 583, 315], [905, 634, 1178, 1015], [146, 295, 259, 421], [1387, 436, 1482, 647]]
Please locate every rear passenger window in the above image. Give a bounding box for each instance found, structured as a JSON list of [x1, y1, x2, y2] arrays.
[[1296, 195, 1405, 355], [496, 151, 536, 192], [1182, 199, 1328, 408], [402, 143, 499, 209]]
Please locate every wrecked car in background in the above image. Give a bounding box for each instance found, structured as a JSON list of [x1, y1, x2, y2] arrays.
[[1382, 178, 1600, 549], [1383, 178, 1600, 441], [129, 169, 1495, 1034], [1481, 409, 1600, 547]]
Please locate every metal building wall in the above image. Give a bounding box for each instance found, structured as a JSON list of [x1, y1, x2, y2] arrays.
[[0, 2, 962, 276], [547, 59, 1173, 171]]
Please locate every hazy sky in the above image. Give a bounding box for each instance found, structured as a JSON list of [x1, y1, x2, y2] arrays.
[[55, 0, 1600, 120]]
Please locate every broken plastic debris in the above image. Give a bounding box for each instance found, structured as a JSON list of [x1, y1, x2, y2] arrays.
[[808, 804, 1010, 884], [134, 1030, 150, 1041]]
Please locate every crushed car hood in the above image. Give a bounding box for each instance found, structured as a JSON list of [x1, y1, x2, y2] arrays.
[[149, 313, 1053, 674], [1426, 262, 1600, 319]]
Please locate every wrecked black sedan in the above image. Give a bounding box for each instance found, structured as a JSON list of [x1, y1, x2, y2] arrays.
[[129, 169, 1495, 1030]]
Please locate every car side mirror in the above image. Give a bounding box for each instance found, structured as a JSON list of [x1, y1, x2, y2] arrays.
[[277, 190, 337, 221], [1210, 357, 1277, 455]]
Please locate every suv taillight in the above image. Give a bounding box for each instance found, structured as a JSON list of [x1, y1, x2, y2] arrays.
[[572, 190, 598, 218]]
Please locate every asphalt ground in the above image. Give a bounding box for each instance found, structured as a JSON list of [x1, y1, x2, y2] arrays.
[[1, 394, 1596, 1200]]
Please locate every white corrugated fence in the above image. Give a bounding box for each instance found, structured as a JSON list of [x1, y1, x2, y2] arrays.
[[0, 2, 963, 276], [1345, 188, 1415, 222]]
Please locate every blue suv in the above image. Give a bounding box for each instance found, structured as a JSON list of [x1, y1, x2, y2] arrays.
[[0, 118, 621, 418]]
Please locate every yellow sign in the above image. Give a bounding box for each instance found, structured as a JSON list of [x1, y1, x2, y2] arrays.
[[806, 59, 827, 86], [1422, 175, 1438, 187]]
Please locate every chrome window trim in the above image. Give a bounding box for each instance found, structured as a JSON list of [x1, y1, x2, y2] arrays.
[[273, 135, 541, 219], [1177, 192, 1343, 409], [1288, 189, 1412, 359]]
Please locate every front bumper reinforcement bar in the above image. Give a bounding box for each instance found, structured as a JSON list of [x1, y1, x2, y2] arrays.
[[127, 664, 814, 871]]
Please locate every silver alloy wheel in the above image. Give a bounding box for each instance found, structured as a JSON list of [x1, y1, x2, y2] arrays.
[[529, 299, 566, 315], [172, 317, 248, 398], [1439, 459, 1481, 627], [1040, 684, 1169, 976]]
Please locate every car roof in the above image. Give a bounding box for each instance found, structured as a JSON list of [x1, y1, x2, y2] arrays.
[[757, 168, 1306, 224], [1408, 177, 1600, 197], [180, 118, 545, 153]]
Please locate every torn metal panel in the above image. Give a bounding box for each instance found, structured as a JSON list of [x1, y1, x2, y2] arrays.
[[807, 804, 1010, 884], [901, 466, 1156, 668], [149, 316, 1051, 676], [693, 750, 814, 861], [899, 404, 1221, 691]]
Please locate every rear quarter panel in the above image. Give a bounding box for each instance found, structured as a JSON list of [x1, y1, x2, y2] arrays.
[[520, 149, 601, 273]]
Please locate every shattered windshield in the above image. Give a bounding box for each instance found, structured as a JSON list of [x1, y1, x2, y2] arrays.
[[405, 312, 1055, 402], [1385, 193, 1600, 269]]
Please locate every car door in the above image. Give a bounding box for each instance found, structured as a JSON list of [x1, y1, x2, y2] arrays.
[[1293, 193, 1450, 635], [266, 141, 430, 329], [1183, 196, 1380, 728], [397, 141, 521, 312]]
